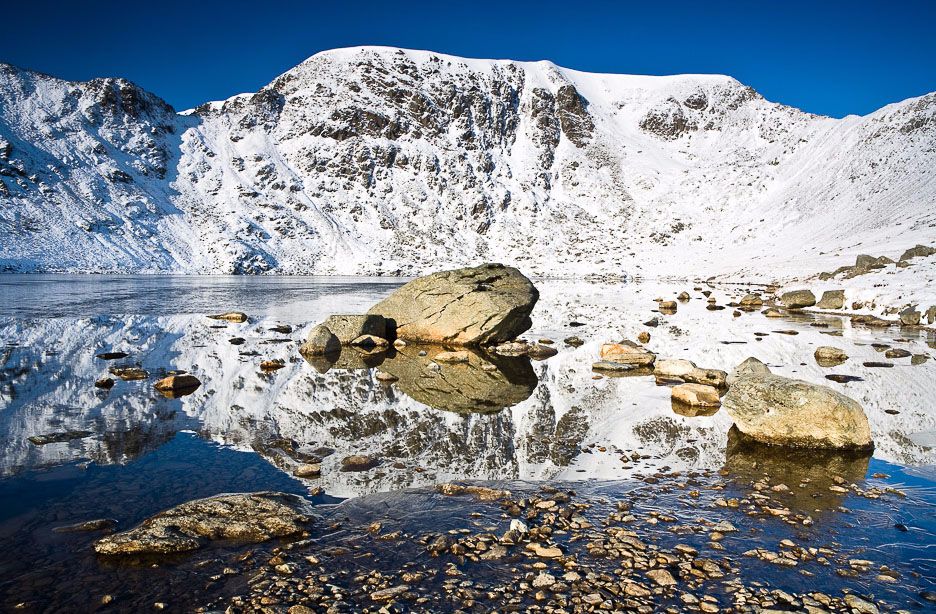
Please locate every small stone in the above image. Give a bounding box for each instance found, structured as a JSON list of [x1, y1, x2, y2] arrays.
[[645, 568, 677, 586], [94, 377, 115, 389], [292, 464, 321, 478], [672, 383, 721, 407]]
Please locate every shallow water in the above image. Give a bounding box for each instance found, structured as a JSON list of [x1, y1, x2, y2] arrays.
[[0, 275, 934, 611]]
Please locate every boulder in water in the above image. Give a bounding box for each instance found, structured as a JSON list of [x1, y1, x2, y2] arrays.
[[722, 374, 872, 450], [367, 263, 538, 346]]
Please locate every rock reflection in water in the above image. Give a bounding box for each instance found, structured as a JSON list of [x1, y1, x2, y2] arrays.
[[723, 426, 871, 517], [302, 344, 537, 414]]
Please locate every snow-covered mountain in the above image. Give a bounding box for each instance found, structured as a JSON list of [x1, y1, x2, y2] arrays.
[[1, 46, 934, 277]]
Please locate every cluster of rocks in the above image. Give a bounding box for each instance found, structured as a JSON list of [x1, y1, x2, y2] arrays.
[[301, 264, 539, 357], [592, 287, 875, 451], [819, 245, 936, 281], [209, 476, 906, 613]]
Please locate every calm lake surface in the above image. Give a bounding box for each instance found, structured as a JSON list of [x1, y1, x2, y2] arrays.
[[1, 275, 934, 611]]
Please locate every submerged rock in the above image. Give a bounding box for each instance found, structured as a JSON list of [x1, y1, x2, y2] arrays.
[[93, 492, 311, 555], [377, 345, 536, 414], [722, 374, 872, 450], [816, 289, 845, 310], [367, 263, 538, 346], [780, 289, 816, 309], [53, 518, 117, 533], [762, 307, 782, 318], [884, 348, 911, 359], [724, 426, 870, 516], [94, 377, 115, 389], [95, 351, 128, 360]]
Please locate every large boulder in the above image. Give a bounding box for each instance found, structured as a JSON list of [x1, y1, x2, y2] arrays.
[[779, 289, 816, 309], [722, 374, 872, 450], [94, 492, 311, 556], [367, 263, 538, 346]]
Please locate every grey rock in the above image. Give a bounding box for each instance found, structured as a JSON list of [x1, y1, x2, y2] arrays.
[[368, 263, 538, 346]]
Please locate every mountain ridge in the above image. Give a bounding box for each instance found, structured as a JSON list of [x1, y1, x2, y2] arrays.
[[1, 47, 934, 278]]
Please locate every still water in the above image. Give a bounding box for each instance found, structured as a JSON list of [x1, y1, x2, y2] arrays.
[[0, 275, 934, 611]]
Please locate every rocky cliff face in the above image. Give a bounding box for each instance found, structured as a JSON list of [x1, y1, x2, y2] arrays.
[[1, 47, 934, 276]]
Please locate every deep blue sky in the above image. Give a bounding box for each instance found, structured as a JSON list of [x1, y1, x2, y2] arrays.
[[2, 0, 934, 117]]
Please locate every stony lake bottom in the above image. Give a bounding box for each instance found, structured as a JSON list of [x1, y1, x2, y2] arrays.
[[0, 275, 934, 613]]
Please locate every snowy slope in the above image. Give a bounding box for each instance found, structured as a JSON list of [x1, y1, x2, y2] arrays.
[[1, 47, 934, 277]]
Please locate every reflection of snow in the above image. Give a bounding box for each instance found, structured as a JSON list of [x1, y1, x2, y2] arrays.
[[1, 280, 934, 498]]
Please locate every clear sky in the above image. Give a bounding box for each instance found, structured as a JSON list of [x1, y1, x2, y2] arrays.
[[2, 0, 934, 117]]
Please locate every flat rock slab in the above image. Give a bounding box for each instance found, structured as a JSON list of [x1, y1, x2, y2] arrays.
[[368, 263, 538, 346], [93, 492, 311, 556]]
